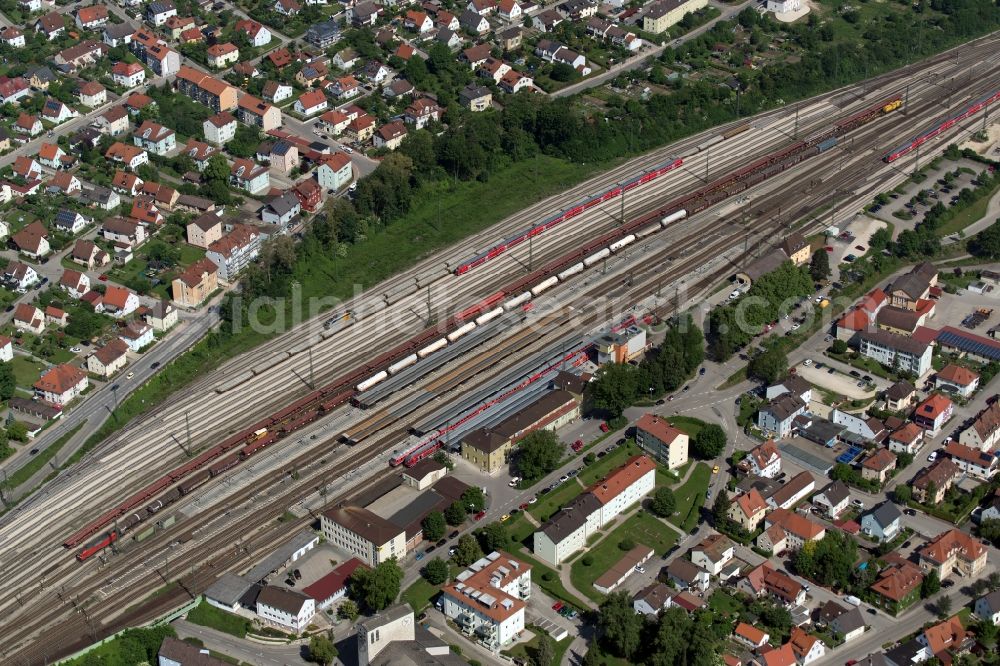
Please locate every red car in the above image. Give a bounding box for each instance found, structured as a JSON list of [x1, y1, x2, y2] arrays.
[[600, 422, 609, 432], [519, 502, 529, 510], [571, 439, 584, 452], [846, 661, 858, 666], [473, 510, 486, 521], [98, 274, 109, 281], [552, 601, 564, 612]]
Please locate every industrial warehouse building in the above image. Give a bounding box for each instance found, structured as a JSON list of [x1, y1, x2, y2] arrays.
[[534, 456, 656, 565], [461, 388, 581, 474]]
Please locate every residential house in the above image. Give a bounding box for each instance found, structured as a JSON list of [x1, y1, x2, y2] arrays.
[[404, 10, 434, 32], [439, 551, 531, 651], [256, 586, 315, 633], [230, 159, 270, 195], [460, 83, 492, 111], [261, 192, 301, 226], [756, 523, 788, 554], [59, 269, 91, 300], [143, 300, 178, 332], [112, 62, 146, 88], [95, 106, 130, 136], [204, 112, 238, 144], [757, 393, 807, 438], [103, 286, 140, 318], [315, 152, 353, 192], [532, 8, 563, 31], [827, 605, 866, 642], [55, 40, 109, 71], [468, 0, 497, 13], [737, 561, 774, 598], [70, 240, 109, 269], [83, 186, 120, 211], [13, 303, 44, 334], [346, 114, 376, 141], [888, 423, 924, 455], [912, 394, 954, 436], [1, 27, 25, 49], [183, 139, 219, 171], [235, 19, 271, 47], [861, 449, 897, 484], [268, 142, 299, 175], [147, 1, 178, 25], [87, 339, 129, 378], [12, 221, 50, 258], [133, 120, 176, 156], [106, 142, 148, 170], [943, 441, 997, 479], [666, 558, 710, 592], [175, 66, 239, 112], [959, 400, 1000, 451], [885, 380, 917, 412], [77, 81, 106, 108], [766, 471, 815, 510], [789, 626, 826, 665], [498, 0, 522, 21], [102, 217, 146, 248], [912, 458, 960, 504], [870, 562, 923, 614], [292, 178, 322, 212], [34, 364, 89, 406], [112, 170, 143, 196], [643, 0, 709, 34], [763, 508, 825, 550], [13, 156, 41, 180], [170, 252, 217, 307], [811, 480, 850, 519], [333, 48, 359, 70], [935, 364, 980, 397], [765, 375, 813, 404], [274, 0, 301, 15], [888, 262, 937, 310], [690, 533, 734, 575], [974, 589, 1000, 626], [361, 60, 390, 84], [734, 622, 770, 650], [374, 121, 408, 151], [460, 9, 491, 33], [37, 143, 70, 170], [737, 439, 782, 478], [728, 488, 768, 531], [237, 96, 282, 131], [207, 43, 239, 68], [54, 210, 91, 236], [764, 568, 805, 606], [918, 529, 988, 579], [41, 99, 78, 125], [294, 90, 328, 117], [47, 171, 82, 196], [633, 582, 673, 616], [14, 113, 43, 138], [635, 413, 689, 470], [35, 12, 65, 40], [306, 20, 341, 47], [102, 23, 135, 47], [119, 320, 154, 351], [262, 81, 293, 104], [0, 76, 30, 104], [861, 502, 902, 543], [206, 224, 262, 283]]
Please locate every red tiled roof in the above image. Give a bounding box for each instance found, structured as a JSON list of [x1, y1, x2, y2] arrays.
[[937, 364, 979, 386], [34, 364, 86, 395], [301, 558, 367, 602], [589, 455, 655, 505]]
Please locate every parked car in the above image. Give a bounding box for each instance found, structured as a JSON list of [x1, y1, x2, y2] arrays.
[[473, 510, 487, 520], [600, 422, 610, 432], [571, 439, 584, 452], [449, 531, 459, 539]]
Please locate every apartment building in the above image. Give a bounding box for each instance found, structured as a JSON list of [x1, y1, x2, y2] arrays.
[[635, 414, 689, 469], [321, 506, 406, 567], [440, 551, 531, 651]]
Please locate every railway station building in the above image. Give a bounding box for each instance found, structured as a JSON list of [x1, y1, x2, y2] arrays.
[[321, 506, 407, 567], [461, 389, 580, 474]]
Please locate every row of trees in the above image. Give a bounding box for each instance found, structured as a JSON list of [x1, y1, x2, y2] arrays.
[[707, 262, 814, 361], [586, 316, 704, 420]]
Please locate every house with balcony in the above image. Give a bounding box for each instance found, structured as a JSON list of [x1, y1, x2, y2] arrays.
[[315, 152, 353, 192], [175, 66, 238, 112], [133, 120, 176, 156], [206, 224, 262, 283], [441, 551, 531, 651], [935, 364, 980, 397], [237, 96, 282, 131], [943, 441, 997, 479], [230, 159, 270, 195], [728, 488, 767, 531], [856, 329, 933, 377]]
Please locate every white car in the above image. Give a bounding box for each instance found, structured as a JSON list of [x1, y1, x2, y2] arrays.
[[803, 359, 812, 366], [70, 346, 81, 353], [342, 146, 353, 154], [790, 323, 801, 331], [927, 451, 938, 462], [508, 477, 521, 487], [126, 371, 135, 379], [635, 565, 646, 574]]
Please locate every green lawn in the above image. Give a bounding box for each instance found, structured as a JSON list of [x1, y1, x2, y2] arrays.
[[936, 176, 1000, 237], [502, 625, 572, 666], [708, 589, 744, 618], [669, 463, 712, 531], [2, 422, 85, 490], [579, 442, 641, 487], [401, 576, 441, 613], [667, 416, 706, 439], [508, 548, 590, 610], [185, 599, 250, 638], [11, 355, 45, 388], [506, 512, 538, 548], [570, 511, 679, 603], [529, 479, 584, 523]]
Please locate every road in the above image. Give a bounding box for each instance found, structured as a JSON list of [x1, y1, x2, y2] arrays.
[[172, 619, 308, 665], [551, 0, 754, 99]]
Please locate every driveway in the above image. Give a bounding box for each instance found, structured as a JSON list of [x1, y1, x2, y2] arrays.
[[172, 619, 308, 665]]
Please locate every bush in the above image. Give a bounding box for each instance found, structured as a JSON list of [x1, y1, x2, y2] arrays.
[[619, 538, 636, 551], [582, 554, 594, 566]]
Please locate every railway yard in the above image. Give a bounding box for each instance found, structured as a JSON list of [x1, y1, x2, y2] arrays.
[[2, 31, 1000, 664]]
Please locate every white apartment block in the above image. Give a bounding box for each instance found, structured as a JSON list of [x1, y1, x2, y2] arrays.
[[441, 551, 531, 651]]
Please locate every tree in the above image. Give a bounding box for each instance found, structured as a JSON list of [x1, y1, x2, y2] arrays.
[[338, 599, 359, 621], [454, 534, 483, 566], [423, 557, 449, 585], [477, 521, 509, 552], [6, 421, 28, 442], [692, 424, 726, 460], [445, 501, 467, 526], [979, 519, 1000, 547], [587, 362, 639, 418], [598, 592, 643, 659], [650, 487, 676, 518], [922, 569, 941, 598], [462, 487, 486, 512], [712, 490, 731, 525], [307, 635, 338, 665], [831, 339, 848, 355], [534, 634, 555, 666], [977, 618, 998, 648], [809, 250, 830, 281], [422, 511, 446, 541], [894, 485, 913, 504], [203, 153, 230, 183], [748, 344, 788, 384], [514, 430, 561, 481], [349, 559, 403, 612], [936, 594, 953, 618], [0, 361, 15, 400]]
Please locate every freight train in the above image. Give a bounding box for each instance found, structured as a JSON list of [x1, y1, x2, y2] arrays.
[[883, 88, 1000, 163], [453, 158, 684, 276], [65, 96, 902, 561]]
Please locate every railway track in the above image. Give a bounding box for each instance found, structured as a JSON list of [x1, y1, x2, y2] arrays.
[[1, 35, 1000, 660]]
